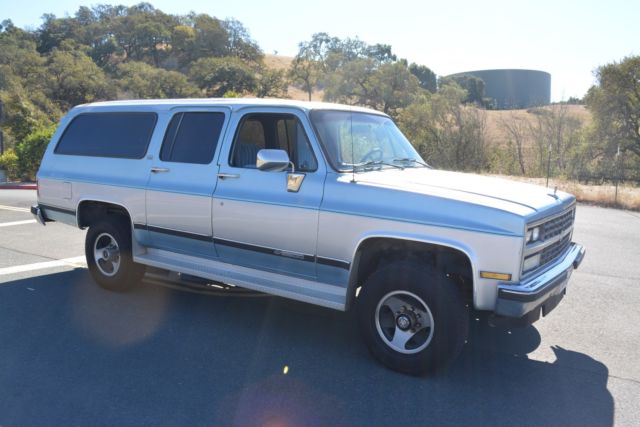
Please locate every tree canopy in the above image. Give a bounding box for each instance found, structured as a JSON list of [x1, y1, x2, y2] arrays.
[[0, 5, 277, 151], [585, 56, 640, 158], [1, 6, 637, 186]]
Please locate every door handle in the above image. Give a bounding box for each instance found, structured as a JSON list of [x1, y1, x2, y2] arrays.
[[151, 167, 170, 173], [217, 173, 240, 180]]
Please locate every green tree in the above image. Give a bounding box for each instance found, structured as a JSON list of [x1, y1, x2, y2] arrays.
[[116, 61, 199, 98], [15, 126, 55, 180], [0, 24, 46, 88], [585, 56, 640, 159], [288, 33, 337, 100], [169, 24, 196, 68], [189, 14, 229, 61], [222, 18, 262, 62], [298, 33, 339, 71], [0, 26, 59, 144], [290, 32, 401, 99], [409, 63, 437, 93], [323, 57, 377, 105], [367, 62, 421, 116], [44, 43, 112, 108], [289, 55, 321, 101], [255, 68, 288, 98], [440, 75, 486, 105], [36, 14, 80, 53], [324, 59, 420, 117], [398, 84, 487, 171], [188, 57, 257, 97], [0, 92, 42, 143], [111, 3, 176, 66]]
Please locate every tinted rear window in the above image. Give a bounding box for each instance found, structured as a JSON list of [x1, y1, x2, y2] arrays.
[[160, 112, 225, 164], [55, 113, 157, 158]]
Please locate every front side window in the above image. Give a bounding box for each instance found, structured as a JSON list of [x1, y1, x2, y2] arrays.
[[310, 110, 425, 172], [160, 112, 225, 164], [55, 112, 157, 159], [229, 113, 318, 172]]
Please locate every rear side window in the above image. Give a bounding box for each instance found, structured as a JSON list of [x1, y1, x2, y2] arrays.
[[55, 113, 157, 158], [160, 112, 225, 164]]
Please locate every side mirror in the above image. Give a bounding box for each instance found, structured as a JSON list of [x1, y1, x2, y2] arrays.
[[256, 149, 290, 172]]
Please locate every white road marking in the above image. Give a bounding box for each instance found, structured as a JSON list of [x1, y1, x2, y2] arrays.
[[0, 219, 37, 228], [0, 256, 86, 276], [0, 204, 31, 213]]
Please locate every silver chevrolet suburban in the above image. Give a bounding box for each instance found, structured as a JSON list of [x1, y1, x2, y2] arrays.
[[32, 98, 585, 375]]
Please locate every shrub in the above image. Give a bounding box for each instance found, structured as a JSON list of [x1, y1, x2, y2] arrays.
[[15, 126, 55, 181], [0, 149, 20, 180]]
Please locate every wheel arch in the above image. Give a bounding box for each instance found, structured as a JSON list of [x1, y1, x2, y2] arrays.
[[345, 234, 478, 310], [76, 198, 134, 230]]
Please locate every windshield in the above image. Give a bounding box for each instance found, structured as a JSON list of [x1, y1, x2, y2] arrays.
[[310, 110, 427, 172]]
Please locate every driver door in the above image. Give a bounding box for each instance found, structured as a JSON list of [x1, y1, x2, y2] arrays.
[[212, 109, 325, 278]]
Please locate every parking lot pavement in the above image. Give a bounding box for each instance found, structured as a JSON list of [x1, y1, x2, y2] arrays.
[[0, 191, 638, 426]]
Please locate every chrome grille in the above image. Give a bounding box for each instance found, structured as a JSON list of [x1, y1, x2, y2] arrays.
[[540, 233, 572, 266], [541, 208, 575, 240], [523, 206, 575, 276]]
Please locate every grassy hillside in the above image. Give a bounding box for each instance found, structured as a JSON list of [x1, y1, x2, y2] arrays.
[[264, 54, 325, 101], [265, 53, 590, 136]]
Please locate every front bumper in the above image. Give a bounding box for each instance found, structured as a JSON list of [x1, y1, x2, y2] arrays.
[[495, 243, 585, 321]]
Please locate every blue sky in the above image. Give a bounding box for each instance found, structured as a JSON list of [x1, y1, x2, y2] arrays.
[[2, 0, 638, 101]]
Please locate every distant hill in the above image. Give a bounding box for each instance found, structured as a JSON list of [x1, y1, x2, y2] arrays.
[[263, 53, 591, 151], [264, 54, 325, 101]]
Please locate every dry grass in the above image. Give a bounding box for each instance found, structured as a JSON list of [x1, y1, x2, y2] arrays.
[[264, 54, 293, 71], [263, 54, 325, 101], [484, 105, 591, 144], [285, 86, 325, 102], [491, 174, 640, 211], [261, 57, 640, 211]]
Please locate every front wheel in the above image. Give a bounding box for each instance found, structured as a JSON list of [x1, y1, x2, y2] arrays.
[[85, 217, 145, 291], [357, 261, 468, 375]]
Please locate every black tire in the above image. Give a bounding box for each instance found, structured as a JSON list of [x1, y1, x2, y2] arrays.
[[357, 261, 469, 375], [85, 216, 145, 292]]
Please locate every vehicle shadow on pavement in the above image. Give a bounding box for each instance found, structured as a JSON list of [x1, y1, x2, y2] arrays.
[[0, 269, 613, 427]]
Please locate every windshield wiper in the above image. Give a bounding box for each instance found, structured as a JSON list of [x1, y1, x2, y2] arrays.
[[358, 160, 405, 171], [345, 160, 405, 172], [392, 158, 431, 168]]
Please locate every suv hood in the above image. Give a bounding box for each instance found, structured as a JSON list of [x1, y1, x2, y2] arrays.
[[354, 168, 573, 217]]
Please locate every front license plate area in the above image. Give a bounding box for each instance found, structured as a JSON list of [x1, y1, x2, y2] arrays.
[[542, 289, 565, 316]]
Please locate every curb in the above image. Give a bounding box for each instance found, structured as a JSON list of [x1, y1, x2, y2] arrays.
[[0, 183, 37, 190]]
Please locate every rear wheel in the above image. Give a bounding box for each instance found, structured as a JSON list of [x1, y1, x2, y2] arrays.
[[85, 217, 144, 291], [357, 261, 468, 375]]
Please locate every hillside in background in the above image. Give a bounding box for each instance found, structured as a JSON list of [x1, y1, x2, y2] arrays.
[[265, 51, 591, 147], [264, 54, 323, 101], [0, 3, 638, 188]]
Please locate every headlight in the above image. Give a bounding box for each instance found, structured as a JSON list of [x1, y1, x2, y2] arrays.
[[523, 253, 541, 272], [532, 227, 540, 241], [526, 226, 541, 244]]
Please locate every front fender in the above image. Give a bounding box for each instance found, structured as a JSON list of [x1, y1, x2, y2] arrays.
[[345, 231, 480, 309]]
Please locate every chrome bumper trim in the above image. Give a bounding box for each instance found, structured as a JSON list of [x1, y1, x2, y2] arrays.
[[496, 243, 585, 318]]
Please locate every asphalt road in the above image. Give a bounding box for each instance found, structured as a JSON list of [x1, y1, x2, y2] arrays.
[[1, 190, 638, 426]]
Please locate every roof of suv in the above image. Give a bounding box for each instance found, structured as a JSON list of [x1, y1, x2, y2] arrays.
[[76, 98, 385, 115]]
